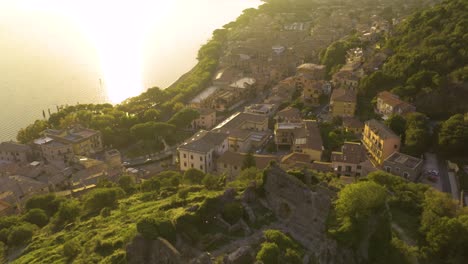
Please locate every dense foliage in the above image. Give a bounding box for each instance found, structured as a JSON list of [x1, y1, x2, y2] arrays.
[[359, 0, 468, 118]]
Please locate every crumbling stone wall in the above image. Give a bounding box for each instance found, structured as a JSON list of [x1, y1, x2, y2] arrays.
[[263, 165, 356, 264]]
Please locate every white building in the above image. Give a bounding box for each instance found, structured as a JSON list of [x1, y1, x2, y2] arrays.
[[178, 131, 229, 174]]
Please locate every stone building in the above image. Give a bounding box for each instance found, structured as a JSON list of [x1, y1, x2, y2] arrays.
[[178, 130, 228, 174], [383, 152, 423, 181]]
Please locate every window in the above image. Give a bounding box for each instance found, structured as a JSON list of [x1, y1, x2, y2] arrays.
[[190, 155, 193, 160], [200, 165, 203, 170], [403, 172, 409, 179], [234, 166, 238, 170], [337, 166, 342, 172], [385, 167, 391, 173], [184, 162, 187, 167], [183, 154, 186, 158], [200, 156, 203, 161], [357, 165, 362, 170], [191, 164, 194, 168], [394, 144, 398, 149]]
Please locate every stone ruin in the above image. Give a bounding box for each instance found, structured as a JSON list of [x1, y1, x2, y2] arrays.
[[262, 165, 356, 264]]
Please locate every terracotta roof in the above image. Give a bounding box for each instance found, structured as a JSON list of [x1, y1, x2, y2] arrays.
[[217, 151, 278, 170], [276, 107, 301, 120], [377, 91, 403, 107], [331, 88, 357, 103], [331, 142, 367, 164], [342, 117, 364, 129]]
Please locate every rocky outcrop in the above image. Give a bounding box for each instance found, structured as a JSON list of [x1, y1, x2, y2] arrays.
[[126, 235, 182, 264], [263, 165, 356, 264], [224, 246, 254, 264]]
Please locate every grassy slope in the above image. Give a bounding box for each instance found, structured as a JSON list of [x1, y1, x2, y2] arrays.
[[13, 189, 222, 263]]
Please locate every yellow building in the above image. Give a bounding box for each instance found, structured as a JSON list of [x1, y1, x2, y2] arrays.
[[362, 119, 401, 165], [330, 88, 357, 117]]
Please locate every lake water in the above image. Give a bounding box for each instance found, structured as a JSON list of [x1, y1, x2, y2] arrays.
[[0, 0, 261, 142]]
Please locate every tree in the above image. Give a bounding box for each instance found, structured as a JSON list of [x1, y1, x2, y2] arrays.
[[406, 113, 430, 154], [55, 200, 81, 226], [183, 168, 205, 185], [25, 194, 64, 217], [420, 189, 458, 233], [242, 151, 256, 170], [16, 120, 48, 144], [23, 208, 49, 228], [256, 242, 280, 264], [168, 108, 200, 129], [202, 174, 219, 190], [83, 188, 125, 214], [118, 175, 136, 194], [335, 181, 387, 221], [143, 109, 161, 122], [137, 217, 176, 243], [141, 177, 161, 192], [7, 224, 35, 247], [385, 115, 406, 137], [438, 114, 468, 155]]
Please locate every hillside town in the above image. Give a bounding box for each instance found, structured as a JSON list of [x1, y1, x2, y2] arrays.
[[0, 0, 464, 218]]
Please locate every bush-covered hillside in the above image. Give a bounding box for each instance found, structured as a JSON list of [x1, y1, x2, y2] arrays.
[[359, 0, 468, 118]]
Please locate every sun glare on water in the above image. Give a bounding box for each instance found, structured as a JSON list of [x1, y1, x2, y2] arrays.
[[18, 0, 172, 104]]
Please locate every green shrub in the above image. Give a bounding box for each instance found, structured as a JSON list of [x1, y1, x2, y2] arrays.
[[84, 188, 125, 214], [264, 230, 298, 250], [7, 223, 35, 247], [63, 239, 81, 259], [23, 208, 49, 227], [25, 193, 64, 217], [283, 248, 302, 264], [136, 217, 176, 243], [55, 199, 81, 226], [202, 174, 219, 190], [183, 168, 205, 185], [141, 178, 161, 192], [0, 216, 20, 230], [256, 242, 280, 264], [222, 202, 244, 224], [118, 175, 136, 194]]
